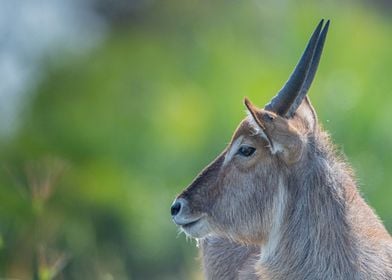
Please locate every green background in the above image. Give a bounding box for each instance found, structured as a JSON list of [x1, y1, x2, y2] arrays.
[[0, 0, 391, 279]]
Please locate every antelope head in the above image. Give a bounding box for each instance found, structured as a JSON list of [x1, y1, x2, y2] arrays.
[[171, 20, 330, 244]]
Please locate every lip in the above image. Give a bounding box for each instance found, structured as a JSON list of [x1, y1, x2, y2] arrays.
[[173, 217, 201, 227], [181, 219, 200, 229], [176, 216, 209, 238]]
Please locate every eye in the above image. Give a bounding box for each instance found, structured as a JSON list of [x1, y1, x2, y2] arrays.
[[237, 145, 256, 157]]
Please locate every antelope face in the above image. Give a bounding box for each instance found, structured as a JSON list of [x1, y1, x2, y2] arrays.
[[171, 20, 329, 244], [171, 102, 306, 243]]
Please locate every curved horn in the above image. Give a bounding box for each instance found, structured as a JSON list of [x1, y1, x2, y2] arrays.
[[286, 20, 330, 118], [265, 20, 327, 116]]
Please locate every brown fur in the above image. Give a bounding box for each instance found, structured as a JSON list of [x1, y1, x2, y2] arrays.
[[172, 95, 392, 279]]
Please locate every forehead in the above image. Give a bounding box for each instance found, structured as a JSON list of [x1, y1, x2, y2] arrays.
[[231, 117, 257, 143]]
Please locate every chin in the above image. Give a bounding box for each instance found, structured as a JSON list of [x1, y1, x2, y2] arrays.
[[181, 218, 211, 238]]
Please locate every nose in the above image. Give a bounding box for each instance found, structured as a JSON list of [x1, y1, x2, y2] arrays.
[[171, 200, 182, 216], [171, 198, 197, 226]]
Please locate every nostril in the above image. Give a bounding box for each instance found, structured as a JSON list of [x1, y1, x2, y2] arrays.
[[171, 201, 182, 216]]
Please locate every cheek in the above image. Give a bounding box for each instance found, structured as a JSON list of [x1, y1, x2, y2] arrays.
[[208, 166, 280, 238], [210, 173, 264, 223]]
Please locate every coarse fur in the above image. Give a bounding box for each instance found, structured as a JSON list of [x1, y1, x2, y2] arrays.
[[171, 26, 392, 280]]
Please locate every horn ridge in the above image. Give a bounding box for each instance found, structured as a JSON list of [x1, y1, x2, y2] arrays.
[[265, 19, 327, 116]]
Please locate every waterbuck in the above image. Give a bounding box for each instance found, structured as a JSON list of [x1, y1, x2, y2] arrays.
[[171, 20, 392, 280]]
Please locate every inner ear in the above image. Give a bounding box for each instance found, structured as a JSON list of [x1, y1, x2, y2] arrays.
[[244, 98, 275, 149], [290, 96, 318, 133]]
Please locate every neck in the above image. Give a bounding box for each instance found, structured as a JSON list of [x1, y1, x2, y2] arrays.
[[257, 149, 360, 279]]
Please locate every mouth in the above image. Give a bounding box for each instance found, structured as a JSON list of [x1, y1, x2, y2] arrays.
[[181, 219, 200, 229], [173, 217, 201, 227]]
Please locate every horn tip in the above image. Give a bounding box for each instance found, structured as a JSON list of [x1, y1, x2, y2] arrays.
[[318, 18, 331, 28], [321, 19, 330, 28], [317, 19, 324, 28], [321, 19, 330, 35]]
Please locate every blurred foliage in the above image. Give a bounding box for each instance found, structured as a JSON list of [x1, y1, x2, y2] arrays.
[[0, 0, 391, 279]]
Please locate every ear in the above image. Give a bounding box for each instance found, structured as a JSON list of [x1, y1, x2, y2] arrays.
[[244, 97, 274, 146], [244, 97, 305, 164], [290, 96, 318, 133]]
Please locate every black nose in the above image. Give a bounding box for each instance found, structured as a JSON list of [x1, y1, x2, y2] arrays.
[[171, 200, 182, 216]]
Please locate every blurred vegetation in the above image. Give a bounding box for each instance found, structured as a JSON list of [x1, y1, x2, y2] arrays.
[[0, 0, 391, 279]]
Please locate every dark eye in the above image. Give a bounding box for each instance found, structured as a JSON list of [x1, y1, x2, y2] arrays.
[[237, 145, 256, 157]]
